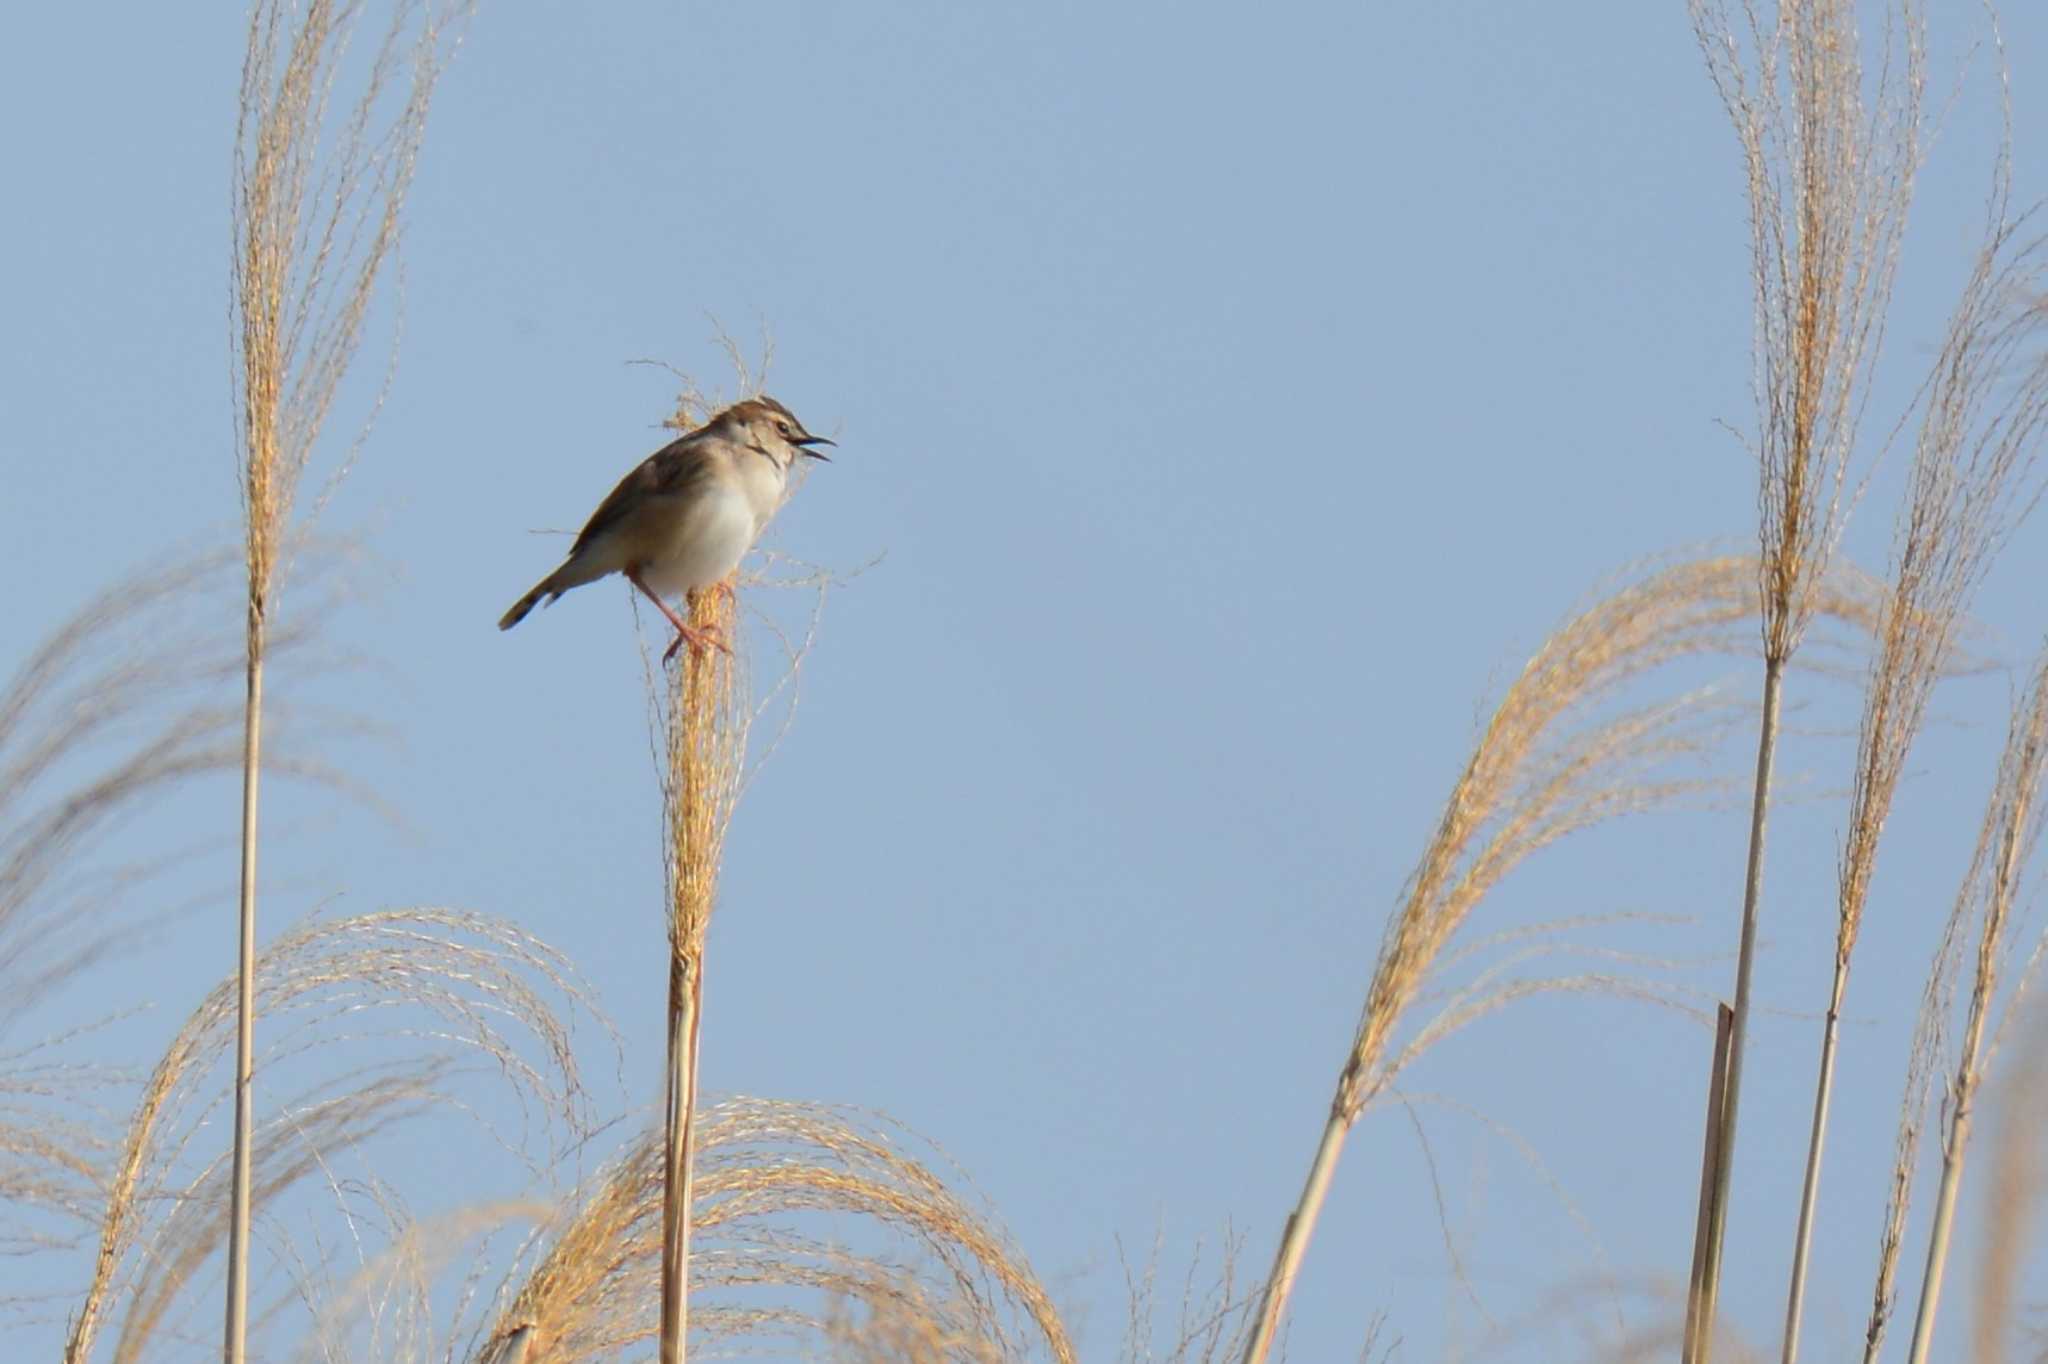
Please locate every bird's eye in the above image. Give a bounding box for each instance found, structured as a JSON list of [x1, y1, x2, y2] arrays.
[[777, 420, 792, 436]]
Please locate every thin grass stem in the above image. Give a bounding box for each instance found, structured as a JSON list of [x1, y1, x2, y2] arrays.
[[1904, 668, 2044, 1363], [1779, 968, 1842, 1364], [1240, 1107, 1349, 1364], [225, 628, 265, 1364], [1692, 657, 1783, 1358], [659, 952, 702, 1364], [657, 581, 740, 1364]]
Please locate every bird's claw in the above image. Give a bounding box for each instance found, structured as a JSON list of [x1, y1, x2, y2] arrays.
[[662, 624, 732, 664]]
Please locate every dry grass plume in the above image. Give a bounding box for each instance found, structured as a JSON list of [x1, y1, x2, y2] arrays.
[[1890, 644, 2048, 1362], [1787, 118, 2048, 1360], [2, 550, 335, 1282], [468, 1099, 1075, 1364], [63, 909, 594, 1364], [1683, 0, 1929, 1349], [226, 0, 472, 1357], [1241, 555, 1879, 1363]]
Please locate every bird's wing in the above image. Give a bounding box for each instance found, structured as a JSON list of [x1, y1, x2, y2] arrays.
[[569, 432, 721, 557]]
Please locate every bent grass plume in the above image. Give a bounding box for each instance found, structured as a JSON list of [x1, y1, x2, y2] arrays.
[[472, 1098, 1074, 1364], [0, 553, 287, 1027], [1239, 556, 1876, 1363], [1684, 0, 1928, 1351], [2, 549, 337, 1274], [63, 908, 595, 1364], [226, 0, 472, 1359]]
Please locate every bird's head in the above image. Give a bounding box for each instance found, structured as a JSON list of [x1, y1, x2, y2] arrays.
[[723, 395, 834, 468]]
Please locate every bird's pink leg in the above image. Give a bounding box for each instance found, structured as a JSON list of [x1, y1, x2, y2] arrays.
[[627, 569, 730, 663]]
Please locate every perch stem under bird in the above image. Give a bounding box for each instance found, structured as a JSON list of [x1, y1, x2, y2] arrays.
[[499, 395, 831, 661]]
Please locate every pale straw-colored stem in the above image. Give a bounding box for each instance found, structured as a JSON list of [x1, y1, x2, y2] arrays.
[[1903, 1018, 1982, 1364], [1240, 1103, 1351, 1364], [1781, 969, 1846, 1364], [660, 951, 703, 1364], [1694, 655, 1784, 1361], [656, 583, 736, 1364], [224, 614, 264, 1364]]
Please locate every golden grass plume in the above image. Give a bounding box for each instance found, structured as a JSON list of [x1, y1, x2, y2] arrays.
[[1685, 4, 1931, 1346], [233, 0, 473, 596], [1, 549, 341, 1274], [227, 2, 474, 1355], [1689, 0, 1926, 663], [1341, 555, 1877, 1119], [62, 908, 599, 1364], [1780, 119, 2048, 1362], [1240, 554, 1880, 1363], [0, 551, 332, 1016], [1836, 179, 2048, 975], [463, 1098, 1074, 1364]]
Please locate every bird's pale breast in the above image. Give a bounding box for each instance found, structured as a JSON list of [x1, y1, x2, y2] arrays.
[[638, 482, 760, 596]]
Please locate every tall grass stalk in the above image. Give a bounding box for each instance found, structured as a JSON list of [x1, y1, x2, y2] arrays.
[[657, 582, 742, 1364], [1902, 649, 2048, 1362], [1682, 1, 1925, 1351], [1241, 557, 1800, 1364], [1784, 135, 2048, 1361], [223, 2, 466, 1357]]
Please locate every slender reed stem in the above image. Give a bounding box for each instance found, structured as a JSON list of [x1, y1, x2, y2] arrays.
[[1903, 1015, 1983, 1364], [224, 611, 265, 1364], [1241, 1105, 1352, 1364], [1694, 655, 1784, 1360], [1684, 1004, 1736, 1363], [655, 582, 738, 1364], [1905, 773, 2030, 1364], [660, 951, 702, 1364], [1781, 970, 1844, 1364]]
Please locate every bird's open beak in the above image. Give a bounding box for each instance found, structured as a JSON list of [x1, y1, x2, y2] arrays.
[[797, 434, 835, 460]]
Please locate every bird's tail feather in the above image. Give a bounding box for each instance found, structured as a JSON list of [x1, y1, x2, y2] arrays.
[[500, 555, 613, 631], [498, 581, 551, 631]]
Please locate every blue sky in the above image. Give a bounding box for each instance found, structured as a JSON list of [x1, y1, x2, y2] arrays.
[[8, 3, 2048, 1359]]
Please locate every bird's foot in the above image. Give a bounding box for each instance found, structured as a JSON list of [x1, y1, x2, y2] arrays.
[[662, 624, 732, 664]]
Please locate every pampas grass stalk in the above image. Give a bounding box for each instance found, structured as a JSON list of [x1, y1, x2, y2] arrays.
[[1902, 648, 2048, 1362], [1240, 557, 1793, 1364], [658, 564, 743, 1364], [223, 2, 466, 1357], [1682, 1, 1925, 1351], [1783, 134, 2048, 1362]]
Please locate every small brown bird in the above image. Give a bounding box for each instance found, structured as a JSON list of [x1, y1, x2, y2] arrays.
[[499, 396, 832, 660]]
